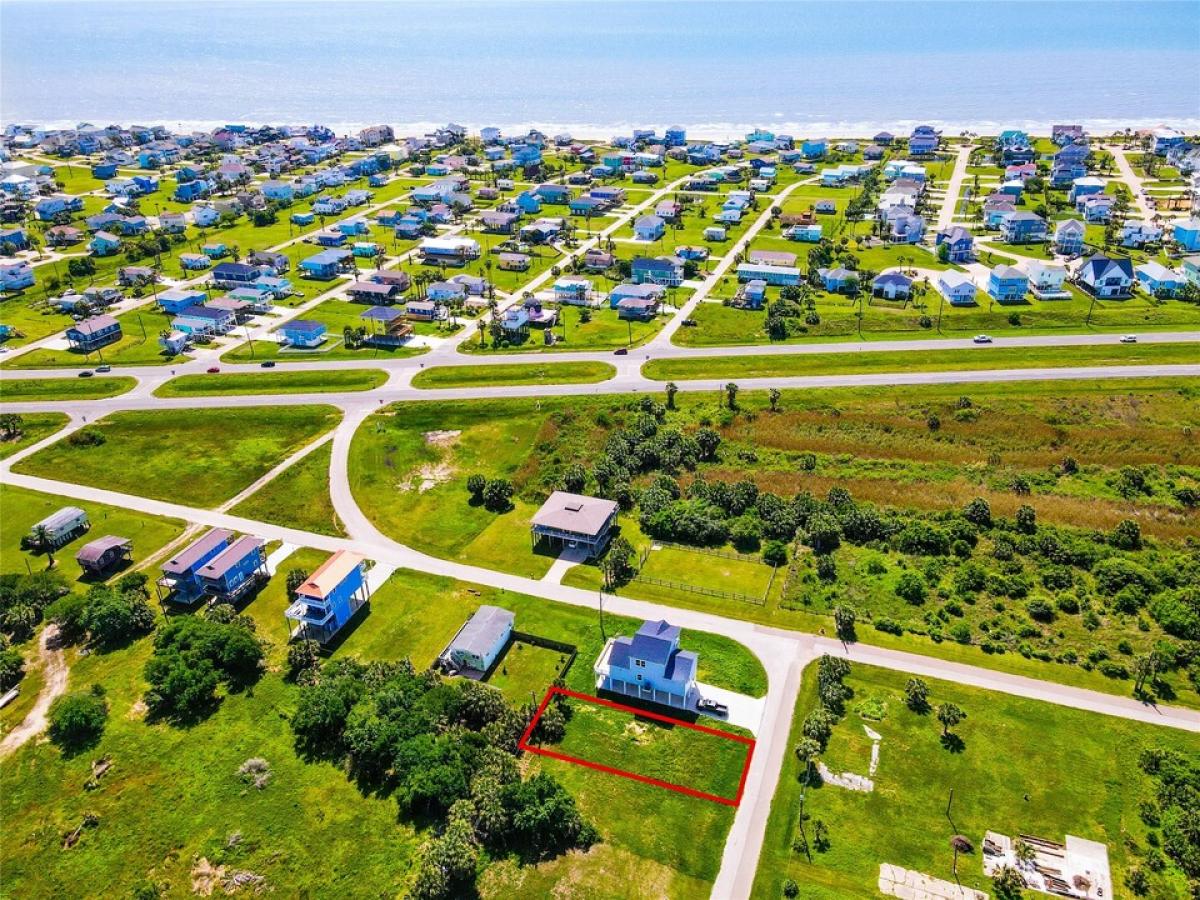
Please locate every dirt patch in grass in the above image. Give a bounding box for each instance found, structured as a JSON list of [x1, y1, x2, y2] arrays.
[[423, 429, 461, 446]]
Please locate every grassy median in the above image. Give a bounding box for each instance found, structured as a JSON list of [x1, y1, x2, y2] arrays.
[[643, 341, 1200, 381], [153, 369, 387, 397], [410, 361, 615, 388], [1, 376, 137, 402]]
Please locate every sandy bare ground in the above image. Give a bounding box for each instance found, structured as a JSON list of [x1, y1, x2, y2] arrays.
[[0, 624, 68, 757]]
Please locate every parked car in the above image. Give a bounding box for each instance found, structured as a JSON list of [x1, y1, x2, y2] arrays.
[[260, 360, 276, 368], [697, 698, 728, 716], [972, 334, 993, 344], [206, 366, 220, 374], [1120, 334, 1138, 343]]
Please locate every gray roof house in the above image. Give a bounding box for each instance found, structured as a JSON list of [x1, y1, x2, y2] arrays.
[[531, 491, 619, 559], [441, 605, 515, 674]]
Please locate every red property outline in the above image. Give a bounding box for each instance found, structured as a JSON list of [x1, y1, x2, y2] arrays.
[[518, 686, 755, 807]]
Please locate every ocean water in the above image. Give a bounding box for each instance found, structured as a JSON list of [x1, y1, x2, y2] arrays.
[[2, 0, 1198, 138]]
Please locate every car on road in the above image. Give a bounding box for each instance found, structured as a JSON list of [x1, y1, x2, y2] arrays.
[[260, 360, 276, 368], [697, 698, 728, 716], [77, 370, 94, 377], [1120, 334, 1138, 343], [95, 365, 112, 373], [206, 366, 220, 374], [613, 347, 628, 355], [972, 334, 993, 344]]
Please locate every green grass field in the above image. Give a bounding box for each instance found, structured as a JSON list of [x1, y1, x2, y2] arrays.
[[152, 369, 387, 397], [485, 640, 570, 703], [9, 308, 184, 369], [642, 341, 1200, 381], [638, 545, 782, 604], [0, 412, 69, 460], [0, 484, 186, 585], [411, 361, 616, 388], [13, 406, 342, 508], [750, 661, 1199, 899], [228, 441, 344, 536], [1, 376, 136, 402]]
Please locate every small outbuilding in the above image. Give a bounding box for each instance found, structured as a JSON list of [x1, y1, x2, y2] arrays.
[[440, 605, 515, 674]]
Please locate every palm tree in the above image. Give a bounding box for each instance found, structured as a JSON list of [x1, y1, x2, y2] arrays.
[[33, 524, 55, 567]]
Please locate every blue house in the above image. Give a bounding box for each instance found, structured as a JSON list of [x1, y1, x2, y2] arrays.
[[1054, 219, 1086, 255], [786, 223, 823, 243], [0, 260, 35, 290], [91, 162, 118, 180], [291, 211, 316, 226], [515, 191, 542, 214], [156, 528, 235, 604], [0, 227, 29, 251], [1068, 177, 1105, 205], [174, 179, 209, 202], [66, 314, 122, 352], [280, 319, 327, 347], [285, 550, 371, 644], [211, 262, 264, 288], [594, 619, 699, 710], [534, 183, 570, 204], [987, 264, 1029, 303], [1135, 261, 1184, 297], [158, 288, 209, 314], [908, 125, 939, 154], [196, 536, 267, 604], [88, 231, 122, 256], [998, 211, 1048, 244], [665, 127, 687, 147], [1173, 219, 1200, 252], [634, 214, 666, 241], [816, 267, 858, 293], [631, 256, 684, 286], [300, 248, 352, 280], [935, 226, 974, 262], [801, 138, 827, 159]]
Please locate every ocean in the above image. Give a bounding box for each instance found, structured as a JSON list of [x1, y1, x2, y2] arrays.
[[2, 0, 1198, 138]]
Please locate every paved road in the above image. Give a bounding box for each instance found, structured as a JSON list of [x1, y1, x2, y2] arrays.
[[1108, 145, 1156, 220], [936, 144, 973, 231]]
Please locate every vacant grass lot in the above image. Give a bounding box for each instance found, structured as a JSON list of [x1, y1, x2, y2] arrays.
[[639, 545, 782, 605], [550, 694, 751, 801], [411, 360, 616, 388], [0, 376, 136, 402], [0, 412, 69, 460], [642, 341, 1200, 381], [13, 406, 342, 508], [153, 369, 387, 397], [750, 662, 1198, 899], [229, 441, 344, 537], [0, 484, 186, 585]]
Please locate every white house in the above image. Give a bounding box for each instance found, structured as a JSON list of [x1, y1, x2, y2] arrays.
[[937, 270, 978, 306], [1025, 261, 1070, 299]]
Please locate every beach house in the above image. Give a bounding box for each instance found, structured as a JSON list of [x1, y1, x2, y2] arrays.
[[156, 528, 235, 604], [631, 256, 685, 286], [285, 551, 372, 644], [987, 265, 1029, 303], [937, 270, 978, 306], [280, 319, 327, 347], [594, 619, 699, 710], [1055, 219, 1086, 256], [1135, 261, 1183, 297], [65, 315, 122, 352], [531, 491, 619, 558], [1078, 254, 1134, 298], [1026, 261, 1070, 299], [935, 226, 975, 262], [196, 536, 268, 604], [440, 606, 515, 674], [27, 507, 90, 549]]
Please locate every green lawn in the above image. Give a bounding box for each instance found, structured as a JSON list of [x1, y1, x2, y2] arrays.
[[411, 361, 615, 388], [1, 376, 136, 402], [643, 341, 1200, 381], [549, 692, 750, 802], [0, 291, 77, 347], [229, 441, 344, 537], [13, 406, 342, 509], [0, 412, 69, 460], [153, 369, 387, 397], [0, 484, 186, 585], [485, 640, 570, 703], [750, 661, 1199, 899], [639, 545, 782, 604]]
